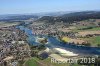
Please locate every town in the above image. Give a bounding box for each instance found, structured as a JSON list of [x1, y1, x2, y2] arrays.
[[0, 17, 100, 66], [0, 23, 31, 66]]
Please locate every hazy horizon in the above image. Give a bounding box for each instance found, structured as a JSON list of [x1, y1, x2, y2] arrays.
[[0, 0, 100, 15]]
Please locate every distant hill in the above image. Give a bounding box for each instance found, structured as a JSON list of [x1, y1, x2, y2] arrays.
[[38, 11, 100, 23], [0, 11, 100, 23], [0, 15, 38, 21], [0, 11, 72, 21], [33, 11, 73, 16]]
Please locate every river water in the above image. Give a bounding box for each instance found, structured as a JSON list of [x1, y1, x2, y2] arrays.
[[16, 25, 100, 55]]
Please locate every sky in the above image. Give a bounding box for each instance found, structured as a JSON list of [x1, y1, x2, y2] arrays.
[[0, 0, 100, 14]]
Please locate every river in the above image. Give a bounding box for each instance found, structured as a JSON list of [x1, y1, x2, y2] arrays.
[[16, 25, 100, 56]]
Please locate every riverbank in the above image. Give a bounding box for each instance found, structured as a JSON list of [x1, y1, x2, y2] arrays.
[[16, 25, 100, 57]]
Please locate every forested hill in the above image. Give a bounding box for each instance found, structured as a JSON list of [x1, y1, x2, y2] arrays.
[[38, 11, 100, 23]]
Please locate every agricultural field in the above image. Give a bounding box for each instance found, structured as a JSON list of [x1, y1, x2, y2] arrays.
[[25, 57, 71, 66], [0, 22, 19, 27], [81, 36, 100, 47], [25, 58, 38, 66]]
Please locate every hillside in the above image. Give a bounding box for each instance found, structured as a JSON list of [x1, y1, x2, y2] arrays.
[[38, 11, 100, 23]]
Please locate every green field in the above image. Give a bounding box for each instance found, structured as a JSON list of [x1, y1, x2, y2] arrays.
[[72, 26, 100, 32], [25, 58, 38, 66], [87, 27, 100, 31], [91, 36, 100, 46], [25, 57, 82, 66], [83, 36, 100, 46], [40, 57, 69, 66]]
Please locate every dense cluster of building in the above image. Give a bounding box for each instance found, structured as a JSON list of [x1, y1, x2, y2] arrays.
[[0, 26, 30, 66]]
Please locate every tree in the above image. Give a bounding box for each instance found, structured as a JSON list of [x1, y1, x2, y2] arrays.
[[82, 42, 91, 47], [37, 44, 46, 50], [97, 44, 100, 47]]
